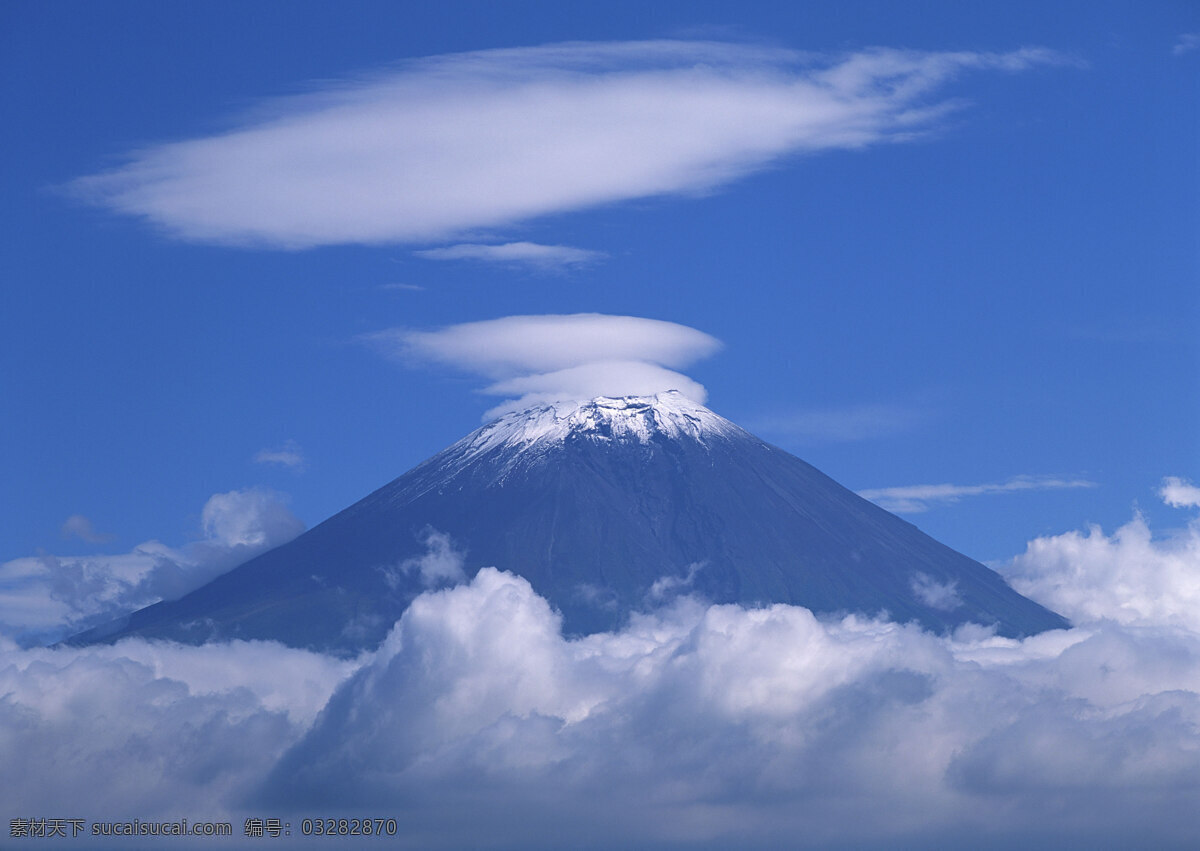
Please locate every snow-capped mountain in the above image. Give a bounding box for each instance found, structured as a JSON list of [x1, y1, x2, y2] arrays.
[[430, 392, 743, 478], [73, 392, 1067, 653]]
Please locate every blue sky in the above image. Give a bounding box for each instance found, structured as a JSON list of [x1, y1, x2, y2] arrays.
[[3, 0, 1197, 575], [6, 4, 1200, 846]]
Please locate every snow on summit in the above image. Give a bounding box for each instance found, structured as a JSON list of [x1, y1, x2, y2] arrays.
[[448, 391, 743, 464]]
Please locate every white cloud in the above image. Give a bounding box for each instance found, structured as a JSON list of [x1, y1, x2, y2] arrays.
[[647, 561, 704, 602], [199, 488, 303, 548], [388, 313, 720, 376], [263, 555, 1200, 847], [910, 572, 962, 610], [0, 637, 355, 821], [1004, 507, 1200, 633], [60, 514, 114, 543], [384, 528, 468, 589], [1174, 33, 1200, 56], [1161, 476, 1200, 509], [372, 313, 721, 416], [481, 360, 711, 417], [6, 486, 1200, 846], [859, 475, 1097, 513], [0, 490, 304, 645], [69, 42, 1068, 249], [414, 241, 606, 271], [253, 440, 305, 471]]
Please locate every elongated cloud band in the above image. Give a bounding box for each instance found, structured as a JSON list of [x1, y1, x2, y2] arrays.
[[859, 475, 1097, 513], [70, 41, 1067, 248], [370, 313, 722, 416], [414, 242, 605, 270]]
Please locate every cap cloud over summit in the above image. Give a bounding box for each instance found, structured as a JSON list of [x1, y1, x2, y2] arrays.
[[371, 313, 722, 416]]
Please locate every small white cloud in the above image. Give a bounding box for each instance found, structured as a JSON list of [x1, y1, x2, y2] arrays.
[[370, 313, 721, 417], [1161, 476, 1200, 509], [59, 514, 114, 544], [200, 488, 305, 549], [385, 528, 468, 589], [859, 475, 1097, 514], [1173, 33, 1200, 56], [378, 282, 425, 292], [253, 440, 306, 471], [647, 561, 704, 602], [415, 242, 606, 271], [69, 42, 1070, 249], [910, 572, 962, 610]]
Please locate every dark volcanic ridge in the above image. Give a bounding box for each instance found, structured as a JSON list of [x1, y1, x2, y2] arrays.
[[72, 392, 1068, 653]]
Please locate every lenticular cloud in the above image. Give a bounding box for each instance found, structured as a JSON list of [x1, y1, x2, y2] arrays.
[[372, 313, 722, 415], [69, 41, 1067, 249], [4, 486, 1200, 847]]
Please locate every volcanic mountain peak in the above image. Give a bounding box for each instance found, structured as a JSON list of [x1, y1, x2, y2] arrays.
[[71, 389, 1070, 652]]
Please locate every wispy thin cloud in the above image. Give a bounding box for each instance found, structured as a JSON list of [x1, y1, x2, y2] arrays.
[[253, 440, 305, 472], [414, 241, 605, 271], [910, 572, 962, 610], [69, 42, 1070, 249], [59, 514, 114, 544], [378, 283, 425, 292], [859, 475, 1097, 513], [1173, 33, 1200, 56], [366, 313, 721, 417]]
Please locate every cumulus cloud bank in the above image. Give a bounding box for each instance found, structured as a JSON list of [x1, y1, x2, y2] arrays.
[[265, 492, 1200, 845], [1005, 501, 1200, 632], [0, 637, 354, 823], [0, 489, 303, 645], [371, 313, 722, 416], [5, 484, 1200, 847], [69, 41, 1067, 249]]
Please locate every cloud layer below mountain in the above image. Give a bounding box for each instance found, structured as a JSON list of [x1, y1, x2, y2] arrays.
[[3, 482, 1199, 848]]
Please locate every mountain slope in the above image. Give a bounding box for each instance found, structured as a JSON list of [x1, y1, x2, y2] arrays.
[[73, 393, 1068, 653]]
